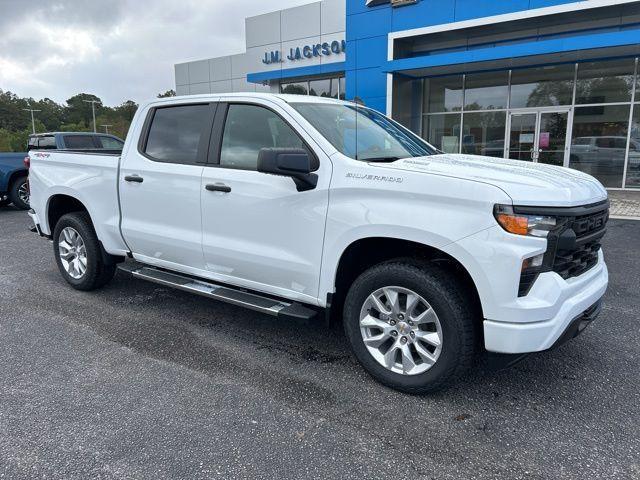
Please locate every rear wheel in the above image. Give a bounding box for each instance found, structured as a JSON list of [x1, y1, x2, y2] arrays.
[[9, 176, 29, 210], [343, 260, 478, 394], [53, 212, 116, 291]]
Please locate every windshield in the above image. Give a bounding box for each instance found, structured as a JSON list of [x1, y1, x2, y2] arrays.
[[290, 102, 438, 161]]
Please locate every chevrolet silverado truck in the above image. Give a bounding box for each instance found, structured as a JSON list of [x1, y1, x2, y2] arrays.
[[0, 153, 29, 209], [26, 94, 609, 393]]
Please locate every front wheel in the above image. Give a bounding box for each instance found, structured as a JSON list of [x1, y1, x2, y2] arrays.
[[53, 212, 116, 291], [343, 260, 478, 394], [9, 176, 29, 210]]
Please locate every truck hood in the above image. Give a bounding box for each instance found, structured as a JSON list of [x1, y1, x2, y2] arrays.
[[378, 154, 607, 207]]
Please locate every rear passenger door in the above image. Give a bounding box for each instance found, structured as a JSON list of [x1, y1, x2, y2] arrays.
[[200, 99, 331, 304], [119, 102, 216, 271]]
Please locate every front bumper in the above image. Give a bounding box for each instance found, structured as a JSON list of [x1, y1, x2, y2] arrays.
[[483, 251, 608, 353]]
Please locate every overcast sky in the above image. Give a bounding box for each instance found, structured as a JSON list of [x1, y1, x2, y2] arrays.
[[0, 0, 310, 106]]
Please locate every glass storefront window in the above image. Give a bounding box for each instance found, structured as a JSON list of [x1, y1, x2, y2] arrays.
[[464, 71, 508, 110], [510, 64, 574, 108], [626, 104, 640, 188], [281, 82, 308, 95], [339, 77, 346, 100], [576, 59, 635, 104], [569, 105, 630, 188], [280, 76, 344, 98], [309, 79, 332, 97], [461, 111, 506, 157], [424, 114, 461, 153], [424, 75, 463, 112]]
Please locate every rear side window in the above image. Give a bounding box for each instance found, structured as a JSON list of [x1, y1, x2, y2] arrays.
[[144, 104, 210, 164], [38, 136, 56, 149], [64, 135, 97, 149], [97, 136, 124, 150], [220, 104, 307, 170]]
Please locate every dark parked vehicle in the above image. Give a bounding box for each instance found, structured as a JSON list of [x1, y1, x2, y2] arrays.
[[1, 132, 125, 210], [27, 132, 124, 152], [0, 153, 29, 209]]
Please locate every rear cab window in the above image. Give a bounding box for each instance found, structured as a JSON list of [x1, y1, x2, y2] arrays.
[[142, 104, 213, 164]]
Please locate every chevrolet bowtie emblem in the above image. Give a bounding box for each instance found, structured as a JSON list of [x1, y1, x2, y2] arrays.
[[366, 0, 417, 6]]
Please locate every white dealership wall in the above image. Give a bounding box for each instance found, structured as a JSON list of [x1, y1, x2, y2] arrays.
[[174, 0, 346, 95]]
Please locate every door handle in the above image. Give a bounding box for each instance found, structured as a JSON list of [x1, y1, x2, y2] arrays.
[[205, 183, 231, 193], [124, 175, 144, 183]]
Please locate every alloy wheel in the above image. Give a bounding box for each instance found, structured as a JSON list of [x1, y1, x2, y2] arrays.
[[18, 181, 29, 205], [58, 227, 88, 279], [359, 286, 443, 375]]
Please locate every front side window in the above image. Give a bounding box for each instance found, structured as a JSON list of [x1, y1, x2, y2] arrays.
[[98, 136, 124, 150], [145, 104, 210, 164], [292, 103, 437, 161], [220, 104, 308, 170]]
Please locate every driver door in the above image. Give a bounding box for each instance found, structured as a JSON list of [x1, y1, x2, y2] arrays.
[[200, 99, 332, 304]]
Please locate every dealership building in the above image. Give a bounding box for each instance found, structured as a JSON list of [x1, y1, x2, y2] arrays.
[[175, 0, 640, 190]]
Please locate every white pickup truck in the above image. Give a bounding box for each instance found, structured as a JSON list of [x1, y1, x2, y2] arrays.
[[27, 94, 609, 393]]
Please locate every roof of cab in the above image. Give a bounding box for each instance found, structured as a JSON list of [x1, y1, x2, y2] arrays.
[[148, 92, 353, 107], [28, 132, 120, 138]]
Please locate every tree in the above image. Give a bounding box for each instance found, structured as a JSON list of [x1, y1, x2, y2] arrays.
[[0, 91, 139, 151], [115, 100, 138, 122], [157, 89, 176, 98], [65, 93, 103, 127]]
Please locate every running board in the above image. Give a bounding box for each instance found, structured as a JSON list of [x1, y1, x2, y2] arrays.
[[117, 263, 317, 321]]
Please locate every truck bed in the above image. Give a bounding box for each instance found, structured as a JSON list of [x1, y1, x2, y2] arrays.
[[28, 149, 128, 256]]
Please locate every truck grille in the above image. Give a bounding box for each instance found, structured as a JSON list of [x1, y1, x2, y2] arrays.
[[515, 200, 609, 297], [553, 239, 602, 279], [552, 207, 609, 280]]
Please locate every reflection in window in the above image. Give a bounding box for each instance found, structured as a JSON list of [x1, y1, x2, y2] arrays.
[[220, 104, 306, 170], [576, 59, 635, 104], [510, 65, 574, 108], [461, 111, 506, 157], [569, 105, 630, 188], [310, 79, 331, 97], [464, 71, 508, 110], [425, 114, 461, 153], [626, 105, 640, 188], [424, 75, 463, 112], [281, 83, 308, 95]]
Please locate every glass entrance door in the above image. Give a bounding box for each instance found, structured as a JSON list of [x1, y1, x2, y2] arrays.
[[509, 113, 537, 161], [538, 111, 568, 166], [507, 110, 569, 165]]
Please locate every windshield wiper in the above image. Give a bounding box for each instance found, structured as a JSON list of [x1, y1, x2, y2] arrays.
[[362, 156, 401, 163]]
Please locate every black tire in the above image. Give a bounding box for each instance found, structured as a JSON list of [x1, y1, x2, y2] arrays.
[[9, 176, 29, 210], [343, 260, 478, 394], [53, 212, 116, 291]]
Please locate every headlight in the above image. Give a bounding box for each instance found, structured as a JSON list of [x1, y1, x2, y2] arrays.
[[494, 204, 557, 237]]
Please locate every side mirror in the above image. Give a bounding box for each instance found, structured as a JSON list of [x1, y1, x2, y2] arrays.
[[257, 148, 318, 192]]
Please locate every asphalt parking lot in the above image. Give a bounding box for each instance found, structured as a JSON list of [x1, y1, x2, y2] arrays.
[[0, 207, 638, 480]]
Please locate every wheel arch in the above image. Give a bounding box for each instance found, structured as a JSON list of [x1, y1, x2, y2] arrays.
[[7, 168, 28, 189], [46, 193, 93, 235], [329, 236, 484, 321]]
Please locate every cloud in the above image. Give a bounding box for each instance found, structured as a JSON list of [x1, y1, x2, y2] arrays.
[[0, 0, 311, 106]]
